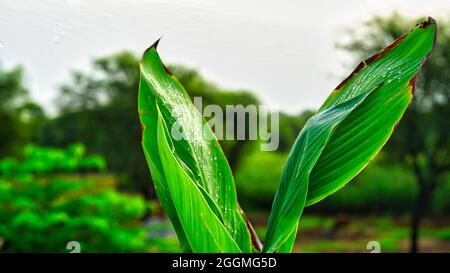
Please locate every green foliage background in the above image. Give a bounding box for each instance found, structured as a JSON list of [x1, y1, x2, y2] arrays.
[[0, 144, 154, 252]]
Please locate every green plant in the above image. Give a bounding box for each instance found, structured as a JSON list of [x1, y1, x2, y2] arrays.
[[0, 144, 152, 252], [138, 18, 436, 253]]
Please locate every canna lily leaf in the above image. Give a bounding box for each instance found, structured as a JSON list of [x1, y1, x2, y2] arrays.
[[155, 105, 242, 252], [264, 17, 437, 253], [138, 41, 252, 252]]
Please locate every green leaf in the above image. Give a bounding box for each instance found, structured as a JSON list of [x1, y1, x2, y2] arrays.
[[156, 106, 242, 252], [264, 18, 437, 253], [138, 41, 252, 252], [263, 91, 372, 252]]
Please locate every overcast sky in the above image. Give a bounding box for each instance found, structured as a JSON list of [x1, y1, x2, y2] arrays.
[[1, 0, 449, 114]]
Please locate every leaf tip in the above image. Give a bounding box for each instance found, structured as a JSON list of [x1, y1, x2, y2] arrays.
[[141, 37, 174, 76], [418, 17, 436, 28], [143, 36, 164, 58]]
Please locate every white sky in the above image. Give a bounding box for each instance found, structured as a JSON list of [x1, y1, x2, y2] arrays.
[[1, 0, 449, 114]]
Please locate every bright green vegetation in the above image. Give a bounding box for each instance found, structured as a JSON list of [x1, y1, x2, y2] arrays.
[[138, 18, 437, 253], [235, 152, 288, 209], [0, 144, 155, 252]]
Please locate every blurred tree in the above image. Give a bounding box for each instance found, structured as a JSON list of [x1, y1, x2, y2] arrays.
[[39, 52, 149, 196], [338, 13, 450, 252], [277, 111, 314, 152], [0, 64, 35, 157], [16, 101, 46, 144], [40, 52, 260, 197], [0, 64, 27, 111]]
